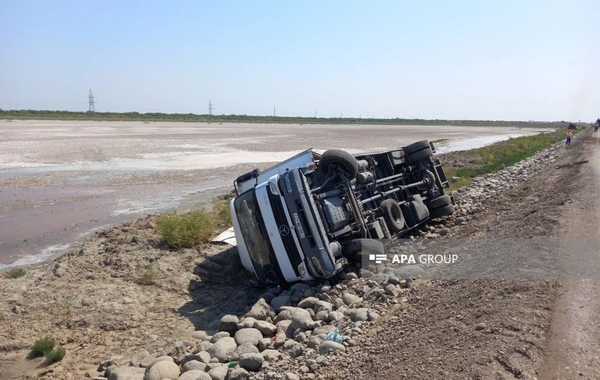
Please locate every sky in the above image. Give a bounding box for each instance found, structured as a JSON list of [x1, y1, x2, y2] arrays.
[[1, 0, 599, 121]]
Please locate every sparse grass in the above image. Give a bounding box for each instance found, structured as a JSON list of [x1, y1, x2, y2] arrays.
[[5, 268, 25, 278], [138, 264, 156, 286], [30, 337, 66, 364], [444, 129, 566, 191], [31, 337, 55, 358], [155, 195, 232, 249], [44, 346, 66, 364]]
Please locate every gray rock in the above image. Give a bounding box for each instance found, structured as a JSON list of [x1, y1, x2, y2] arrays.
[[290, 308, 313, 330], [143, 360, 180, 380], [210, 331, 231, 343], [253, 320, 276, 337], [140, 355, 173, 369], [283, 340, 304, 358], [314, 300, 334, 313], [328, 311, 343, 322], [238, 353, 264, 372], [236, 317, 257, 329], [318, 341, 346, 355], [178, 370, 211, 380], [191, 330, 212, 341], [108, 366, 145, 380], [236, 342, 260, 356], [384, 284, 398, 297], [158, 341, 189, 364], [182, 360, 207, 372], [208, 366, 228, 380], [290, 283, 311, 293], [342, 293, 362, 306], [245, 298, 273, 320], [196, 351, 211, 364], [226, 367, 250, 380], [234, 328, 263, 346], [208, 337, 237, 363], [261, 349, 282, 362], [285, 373, 300, 380], [257, 338, 272, 351], [273, 309, 293, 323], [218, 315, 239, 335], [270, 295, 292, 311], [297, 297, 319, 309], [349, 308, 369, 322]]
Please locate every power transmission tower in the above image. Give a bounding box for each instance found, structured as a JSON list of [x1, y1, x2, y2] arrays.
[[88, 89, 95, 113], [208, 99, 215, 116], [274, 107, 276, 117]]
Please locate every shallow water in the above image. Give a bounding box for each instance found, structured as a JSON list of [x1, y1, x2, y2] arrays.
[[0, 120, 550, 268]]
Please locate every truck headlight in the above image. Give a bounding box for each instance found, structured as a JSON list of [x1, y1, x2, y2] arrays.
[[269, 182, 280, 195]]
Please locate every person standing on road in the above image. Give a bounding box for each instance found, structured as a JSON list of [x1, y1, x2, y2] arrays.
[[566, 129, 573, 145]]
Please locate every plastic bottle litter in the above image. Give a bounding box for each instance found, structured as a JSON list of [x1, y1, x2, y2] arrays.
[[325, 330, 344, 344]]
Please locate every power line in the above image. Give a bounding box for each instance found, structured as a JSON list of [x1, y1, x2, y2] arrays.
[[208, 99, 215, 116], [88, 89, 95, 113]]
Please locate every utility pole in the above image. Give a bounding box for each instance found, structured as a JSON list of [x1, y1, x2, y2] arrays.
[[88, 89, 95, 113], [208, 99, 215, 116], [274, 107, 276, 117]]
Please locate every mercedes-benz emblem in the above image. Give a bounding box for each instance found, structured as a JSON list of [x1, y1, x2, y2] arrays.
[[279, 225, 290, 236]]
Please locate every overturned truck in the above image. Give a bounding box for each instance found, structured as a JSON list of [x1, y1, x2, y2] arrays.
[[230, 140, 454, 285]]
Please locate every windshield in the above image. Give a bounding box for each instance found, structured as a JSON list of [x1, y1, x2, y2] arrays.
[[233, 190, 277, 282]]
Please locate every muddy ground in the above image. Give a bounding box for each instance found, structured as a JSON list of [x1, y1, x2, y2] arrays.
[[1, 127, 598, 379], [0, 120, 548, 267]]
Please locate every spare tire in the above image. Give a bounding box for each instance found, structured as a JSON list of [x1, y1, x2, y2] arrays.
[[319, 149, 359, 179], [404, 140, 431, 155], [380, 199, 405, 232]]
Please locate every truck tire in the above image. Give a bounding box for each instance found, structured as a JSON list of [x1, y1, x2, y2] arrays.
[[429, 204, 455, 219], [427, 195, 452, 210], [320, 149, 359, 179], [381, 199, 405, 232], [342, 239, 385, 261], [404, 140, 431, 155], [407, 147, 433, 163]]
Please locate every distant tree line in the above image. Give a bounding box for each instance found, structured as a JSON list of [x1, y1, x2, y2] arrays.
[[0, 109, 571, 128]]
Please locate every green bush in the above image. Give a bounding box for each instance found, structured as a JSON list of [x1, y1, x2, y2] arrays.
[[155, 196, 232, 249], [44, 346, 66, 364], [31, 337, 55, 357], [445, 129, 565, 191], [6, 268, 25, 278]]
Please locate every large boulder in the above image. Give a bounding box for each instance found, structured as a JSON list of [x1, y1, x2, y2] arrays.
[[208, 337, 237, 363], [143, 360, 180, 380], [238, 353, 264, 372], [245, 298, 274, 320], [218, 314, 239, 335], [234, 328, 263, 346], [178, 370, 211, 380], [290, 308, 314, 330]]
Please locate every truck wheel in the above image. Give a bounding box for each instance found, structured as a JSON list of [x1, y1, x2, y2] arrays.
[[320, 149, 359, 179], [407, 147, 433, 163], [427, 195, 452, 210], [404, 140, 431, 155], [429, 204, 455, 219], [381, 199, 405, 232], [342, 239, 384, 261]]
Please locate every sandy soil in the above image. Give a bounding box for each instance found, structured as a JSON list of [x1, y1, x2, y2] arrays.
[[0, 120, 548, 267]]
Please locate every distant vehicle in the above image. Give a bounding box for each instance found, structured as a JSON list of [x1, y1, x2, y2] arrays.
[[595, 118, 599, 132], [230, 140, 455, 285]]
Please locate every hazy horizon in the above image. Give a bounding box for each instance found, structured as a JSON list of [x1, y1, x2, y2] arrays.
[[1, 1, 599, 122]]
